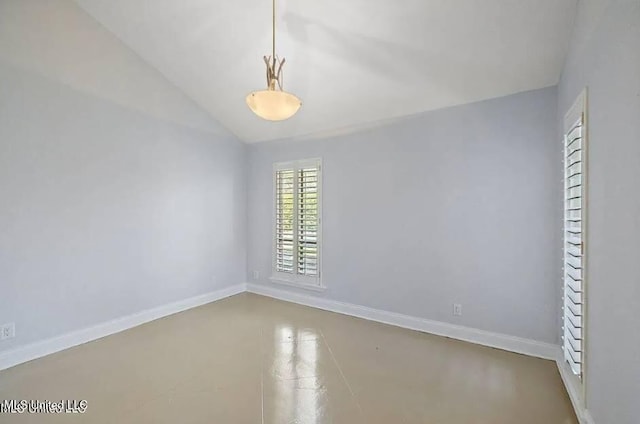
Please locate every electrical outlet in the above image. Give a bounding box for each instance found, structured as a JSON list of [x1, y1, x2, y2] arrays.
[[453, 304, 462, 317], [252, 270, 260, 280], [1, 323, 15, 340]]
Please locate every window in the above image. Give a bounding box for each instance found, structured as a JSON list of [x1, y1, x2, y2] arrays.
[[563, 90, 587, 379], [272, 158, 322, 289]]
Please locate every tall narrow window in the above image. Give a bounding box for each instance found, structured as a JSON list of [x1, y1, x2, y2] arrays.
[[563, 91, 587, 379], [273, 159, 322, 289]]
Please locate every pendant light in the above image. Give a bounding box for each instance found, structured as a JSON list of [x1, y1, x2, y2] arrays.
[[246, 0, 301, 121]]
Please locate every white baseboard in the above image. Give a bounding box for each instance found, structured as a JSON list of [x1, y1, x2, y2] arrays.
[[583, 411, 595, 424], [555, 351, 595, 424], [0, 284, 245, 371], [246, 283, 557, 360]]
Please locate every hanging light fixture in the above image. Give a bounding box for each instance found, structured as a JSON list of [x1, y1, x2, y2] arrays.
[[246, 0, 301, 121]]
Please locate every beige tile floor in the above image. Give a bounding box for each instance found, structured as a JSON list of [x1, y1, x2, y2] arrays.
[[0, 293, 577, 423]]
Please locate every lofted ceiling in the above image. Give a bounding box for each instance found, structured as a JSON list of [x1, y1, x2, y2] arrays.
[[75, 0, 577, 143]]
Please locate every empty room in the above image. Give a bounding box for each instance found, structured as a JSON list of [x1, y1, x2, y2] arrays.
[[0, 0, 638, 423]]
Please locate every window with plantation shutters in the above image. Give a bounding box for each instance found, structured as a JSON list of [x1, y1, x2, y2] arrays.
[[273, 159, 322, 289], [563, 91, 587, 379]]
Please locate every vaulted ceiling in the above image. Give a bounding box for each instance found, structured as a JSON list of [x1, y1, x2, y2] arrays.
[[75, 0, 577, 143]]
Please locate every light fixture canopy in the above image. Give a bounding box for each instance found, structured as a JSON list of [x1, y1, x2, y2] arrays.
[[246, 0, 301, 121]]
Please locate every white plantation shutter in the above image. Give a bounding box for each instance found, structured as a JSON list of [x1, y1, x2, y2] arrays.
[[273, 159, 322, 287], [297, 167, 319, 276], [563, 91, 586, 379], [275, 169, 295, 273]]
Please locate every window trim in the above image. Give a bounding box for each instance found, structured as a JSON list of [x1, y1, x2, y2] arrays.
[[271, 158, 324, 291]]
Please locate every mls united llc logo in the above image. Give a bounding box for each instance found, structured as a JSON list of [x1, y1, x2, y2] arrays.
[[0, 399, 88, 414]]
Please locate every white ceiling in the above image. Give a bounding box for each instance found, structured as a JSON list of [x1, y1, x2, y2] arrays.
[[75, 0, 577, 143]]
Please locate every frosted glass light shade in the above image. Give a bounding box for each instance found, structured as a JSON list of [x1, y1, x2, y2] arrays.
[[246, 89, 301, 121]]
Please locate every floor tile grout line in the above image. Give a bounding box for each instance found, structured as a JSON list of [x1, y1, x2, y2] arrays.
[[319, 329, 364, 416]]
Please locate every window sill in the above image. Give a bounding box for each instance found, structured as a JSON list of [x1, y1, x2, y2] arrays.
[[269, 277, 326, 292]]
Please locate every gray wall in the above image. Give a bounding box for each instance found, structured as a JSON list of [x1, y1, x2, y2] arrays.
[[248, 87, 560, 344], [558, 1, 640, 423], [0, 1, 246, 353]]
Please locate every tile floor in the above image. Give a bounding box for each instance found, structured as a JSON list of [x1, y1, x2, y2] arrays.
[[0, 293, 577, 423]]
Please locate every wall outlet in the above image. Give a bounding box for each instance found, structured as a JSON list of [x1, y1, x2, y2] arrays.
[[453, 304, 463, 317], [252, 270, 260, 280], [1, 323, 15, 340]]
